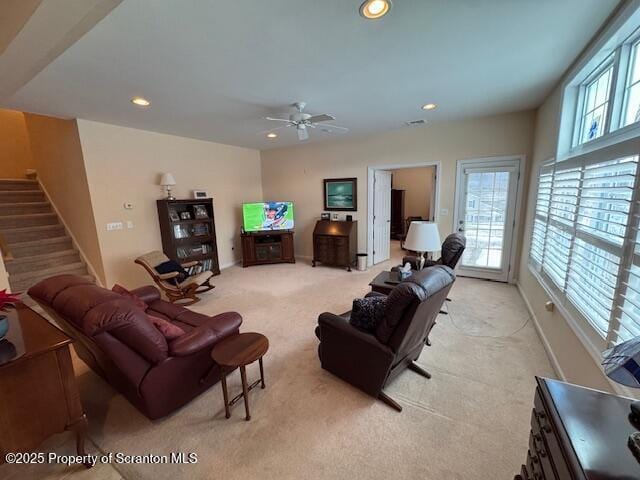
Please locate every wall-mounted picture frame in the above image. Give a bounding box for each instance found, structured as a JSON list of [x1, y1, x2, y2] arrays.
[[324, 178, 357, 211]]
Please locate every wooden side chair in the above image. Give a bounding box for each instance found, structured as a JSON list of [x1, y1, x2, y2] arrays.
[[135, 251, 214, 306]]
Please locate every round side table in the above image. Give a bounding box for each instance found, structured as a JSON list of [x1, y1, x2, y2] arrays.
[[211, 332, 269, 421]]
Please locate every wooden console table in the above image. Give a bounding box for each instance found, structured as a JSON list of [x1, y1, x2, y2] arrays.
[[241, 231, 295, 267], [0, 304, 89, 466]]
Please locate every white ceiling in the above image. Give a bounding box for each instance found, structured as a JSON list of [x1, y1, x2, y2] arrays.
[[3, 0, 621, 150]]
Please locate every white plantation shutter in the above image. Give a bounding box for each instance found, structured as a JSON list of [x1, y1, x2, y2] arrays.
[[529, 138, 640, 346]]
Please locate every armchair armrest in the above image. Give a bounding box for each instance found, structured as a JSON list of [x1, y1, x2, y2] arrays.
[[130, 285, 161, 304], [169, 326, 217, 357], [157, 271, 179, 281], [317, 312, 394, 396]]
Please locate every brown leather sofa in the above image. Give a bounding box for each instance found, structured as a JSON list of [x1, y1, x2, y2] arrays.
[[316, 265, 455, 411], [402, 232, 466, 271], [28, 274, 241, 420]]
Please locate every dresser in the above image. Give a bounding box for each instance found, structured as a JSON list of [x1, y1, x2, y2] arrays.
[[516, 377, 640, 480], [312, 220, 357, 271], [390, 189, 405, 240], [0, 304, 89, 466]]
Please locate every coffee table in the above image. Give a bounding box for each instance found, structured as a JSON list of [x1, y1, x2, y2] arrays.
[[211, 332, 269, 421], [369, 270, 404, 295]]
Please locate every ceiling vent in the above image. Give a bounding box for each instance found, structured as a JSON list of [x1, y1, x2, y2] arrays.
[[404, 119, 426, 126]]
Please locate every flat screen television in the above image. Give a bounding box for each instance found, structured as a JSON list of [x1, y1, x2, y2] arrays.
[[243, 202, 294, 232]]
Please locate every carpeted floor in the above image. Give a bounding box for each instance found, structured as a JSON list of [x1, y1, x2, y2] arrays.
[[1, 242, 555, 480]]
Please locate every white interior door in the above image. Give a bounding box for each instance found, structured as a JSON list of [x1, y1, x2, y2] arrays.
[[454, 158, 521, 281], [373, 170, 392, 264]]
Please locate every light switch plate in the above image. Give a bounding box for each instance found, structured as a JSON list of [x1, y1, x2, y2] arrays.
[[106, 222, 123, 231], [127, 221, 134, 229]]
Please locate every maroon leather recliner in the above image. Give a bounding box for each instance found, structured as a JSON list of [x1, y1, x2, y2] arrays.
[[29, 274, 241, 420]]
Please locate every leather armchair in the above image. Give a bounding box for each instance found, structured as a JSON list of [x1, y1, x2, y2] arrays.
[[29, 274, 241, 419], [402, 232, 466, 271], [316, 266, 455, 411]]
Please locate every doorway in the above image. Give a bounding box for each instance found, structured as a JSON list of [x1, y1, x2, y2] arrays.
[[453, 156, 524, 282], [368, 163, 440, 265]]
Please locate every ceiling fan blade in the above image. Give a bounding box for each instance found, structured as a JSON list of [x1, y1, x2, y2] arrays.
[[265, 116, 293, 124], [307, 114, 335, 124], [316, 123, 349, 134], [297, 125, 309, 141]]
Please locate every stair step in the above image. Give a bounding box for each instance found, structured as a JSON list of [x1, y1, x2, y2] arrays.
[[0, 213, 58, 229], [9, 236, 73, 258], [12, 272, 94, 294], [6, 250, 81, 275], [9, 261, 88, 291], [4, 224, 66, 244], [0, 202, 51, 215], [0, 190, 45, 203], [0, 179, 40, 191]]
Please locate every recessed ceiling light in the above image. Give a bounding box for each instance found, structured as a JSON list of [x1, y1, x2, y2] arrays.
[[360, 0, 391, 19], [422, 103, 437, 111], [267, 132, 278, 138], [131, 97, 151, 107]]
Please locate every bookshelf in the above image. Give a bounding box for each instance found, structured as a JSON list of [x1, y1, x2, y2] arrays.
[[157, 199, 220, 276]]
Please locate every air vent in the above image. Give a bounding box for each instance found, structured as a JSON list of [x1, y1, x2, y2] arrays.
[[404, 119, 426, 126]]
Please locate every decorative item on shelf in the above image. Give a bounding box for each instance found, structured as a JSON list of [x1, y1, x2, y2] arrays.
[[169, 210, 180, 222], [192, 190, 208, 199], [193, 204, 209, 219], [324, 178, 357, 211], [173, 225, 189, 239], [404, 221, 441, 270], [321, 212, 331, 220], [193, 223, 210, 236], [160, 173, 177, 200], [0, 290, 20, 340], [180, 211, 192, 220]]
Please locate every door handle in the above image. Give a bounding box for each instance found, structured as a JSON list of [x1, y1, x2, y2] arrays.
[[458, 228, 464, 232]]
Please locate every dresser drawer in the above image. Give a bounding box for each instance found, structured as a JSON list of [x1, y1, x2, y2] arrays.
[[533, 391, 571, 479]]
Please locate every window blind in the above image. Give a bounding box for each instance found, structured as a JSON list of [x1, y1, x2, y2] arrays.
[[530, 146, 640, 346]]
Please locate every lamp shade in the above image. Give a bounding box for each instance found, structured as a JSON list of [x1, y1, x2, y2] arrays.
[[159, 173, 176, 186], [404, 221, 441, 252], [602, 337, 640, 388]]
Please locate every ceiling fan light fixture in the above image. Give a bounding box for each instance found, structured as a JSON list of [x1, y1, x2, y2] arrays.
[[131, 96, 151, 107], [266, 132, 278, 138], [422, 103, 437, 111], [360, 0, 391, 19]]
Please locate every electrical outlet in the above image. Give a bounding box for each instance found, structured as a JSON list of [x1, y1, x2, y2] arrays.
[[106, 222, 123, 231], [440, 208, 449, 216], [127, 221, 134, 229]]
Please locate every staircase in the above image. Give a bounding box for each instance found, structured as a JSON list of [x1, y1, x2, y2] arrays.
[[0, 179, 92, 292]]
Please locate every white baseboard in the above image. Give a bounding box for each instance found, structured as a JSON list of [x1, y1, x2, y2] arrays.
[[220, 259, 241, 270], [516, 281, 567, 381], [38, 179, 104, 287]]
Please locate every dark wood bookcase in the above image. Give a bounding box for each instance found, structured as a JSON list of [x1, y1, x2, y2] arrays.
[[157, 199, 220, 275]]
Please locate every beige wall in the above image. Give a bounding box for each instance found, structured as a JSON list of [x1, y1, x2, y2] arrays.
[[390, 167, 435, 220], [23, 113, 106, 284], [0, 108, 35, 178], [261, 111, 536, 260], [77, 120, 262, 289], [516, 88, 613, 392]]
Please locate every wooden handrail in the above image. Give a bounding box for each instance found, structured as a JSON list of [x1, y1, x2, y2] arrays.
[[0, 231, 13, 262]]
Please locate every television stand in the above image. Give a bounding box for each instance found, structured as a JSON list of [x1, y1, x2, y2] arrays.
[[241, 231, 295, 267]]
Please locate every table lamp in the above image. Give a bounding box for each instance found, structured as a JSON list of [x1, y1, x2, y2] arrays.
[[159, 173, 176, 200], [404, 221, 441, 270], [602, 338, 640, 458]]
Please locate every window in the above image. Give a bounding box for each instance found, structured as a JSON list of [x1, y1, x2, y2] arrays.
[[578, 62, 614, 144], [623, 39, 640, 128], [530, 152, 640, 347]]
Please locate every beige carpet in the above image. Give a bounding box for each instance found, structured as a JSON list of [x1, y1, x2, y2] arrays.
[[1, 242, 555, 480]]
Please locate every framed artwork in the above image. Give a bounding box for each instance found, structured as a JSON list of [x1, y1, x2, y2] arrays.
[[324, 178, 357, 211], [180, 211, 192, 220], [169, 210, 180, 222], [193, 204, 209, 219]]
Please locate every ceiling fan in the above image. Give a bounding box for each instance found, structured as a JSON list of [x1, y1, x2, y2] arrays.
[[261, 102, 349, 141]]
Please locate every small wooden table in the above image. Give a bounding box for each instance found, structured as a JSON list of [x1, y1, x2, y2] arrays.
[[0, 304, 89, 467], [369, 270, 404, 295], [211, 333, 269, 421]]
